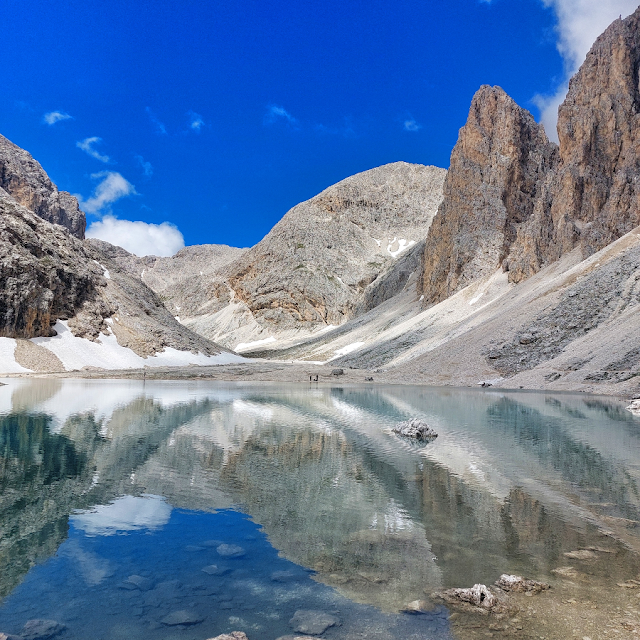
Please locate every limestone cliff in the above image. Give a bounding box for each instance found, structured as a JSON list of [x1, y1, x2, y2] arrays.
[[0, 133, 86, 238], [420, 86, 557, 304], [421, 7, 640, 302]]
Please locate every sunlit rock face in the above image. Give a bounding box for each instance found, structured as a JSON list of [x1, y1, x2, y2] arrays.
[[421, 7, 640, 302], [420, 86, 557, 304]]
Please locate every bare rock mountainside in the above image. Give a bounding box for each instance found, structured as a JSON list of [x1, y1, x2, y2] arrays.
[[0, 133, 86, 239], [0, 138, 230, 372], [421, 7, 640, 303], [110, 162, 446, 350]]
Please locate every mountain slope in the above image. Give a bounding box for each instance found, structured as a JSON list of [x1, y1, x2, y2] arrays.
[[0, 135, 237, 373]]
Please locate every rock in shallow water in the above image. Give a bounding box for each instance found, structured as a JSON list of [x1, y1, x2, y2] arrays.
[[216, 543, 246, 558], [392, 419, 438, 439], [495, 574, 550, 593], [206, 633, 249, 640], [289, 610, 340, 635], [160, 609, 204, 626], [20, 620, 65, 640]]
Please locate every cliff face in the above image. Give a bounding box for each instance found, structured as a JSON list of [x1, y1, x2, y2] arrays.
[[421, 7, 640, 302], [0, 134, 86, 239], [420, 86, 557, 304]]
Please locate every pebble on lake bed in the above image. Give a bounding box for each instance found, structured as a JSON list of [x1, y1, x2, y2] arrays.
[[216, 543, 246, 557], [392, 419, 438, 439], [289, 609, 340, 635]]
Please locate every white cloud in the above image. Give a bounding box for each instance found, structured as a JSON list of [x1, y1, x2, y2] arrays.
[[76, 136, 110, 163], [264, 104, 299, 127], [535, 0, 637, 141], [189, 111, 205, 131], [79, 171, 137, 214], [43, 111, 73, 125], [135, 154, 153, 177], [403, 118, 422, 132], [86, 215, 185, 257], [146, 107, 167, 135]]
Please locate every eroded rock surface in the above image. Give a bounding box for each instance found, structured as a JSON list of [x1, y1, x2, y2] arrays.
[[421, 7, 640, 304], [0, 134, 85, 238], [226, 162, 445, 329], [421, 86, 557, 304]]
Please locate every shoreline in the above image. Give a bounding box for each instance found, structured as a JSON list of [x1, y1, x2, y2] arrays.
[[0, 360, 633, 403]]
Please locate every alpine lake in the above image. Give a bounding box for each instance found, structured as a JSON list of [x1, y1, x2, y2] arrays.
[[1, 378, 639, 640]]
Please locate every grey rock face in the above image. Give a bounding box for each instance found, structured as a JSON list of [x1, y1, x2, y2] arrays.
[[226, 162, 446, 329], [0, 192, 103, 338], [0, 134, 86, 238]]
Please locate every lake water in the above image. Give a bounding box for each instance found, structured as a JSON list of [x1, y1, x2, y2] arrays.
[[1, 379, 639, 640]]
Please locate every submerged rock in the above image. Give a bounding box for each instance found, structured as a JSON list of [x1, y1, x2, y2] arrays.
[[626, 399, 640, 415], [206, 633, 249, 640], [216, 543, 246, 558], [160, 609, 204, 626], [20, 619, 66, 640], [289, 609, 340, 635], [121, 574, 153, 591], [392, 419, 438, 439], [202, 564, 231, 575], [495, 574, 550, 594], [401, 599, 438, 614]]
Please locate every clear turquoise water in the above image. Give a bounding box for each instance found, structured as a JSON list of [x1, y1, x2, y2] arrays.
[[1, 379, 639, 639]]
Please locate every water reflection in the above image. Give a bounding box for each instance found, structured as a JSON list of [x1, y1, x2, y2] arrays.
[[0, 380, 639, 638]]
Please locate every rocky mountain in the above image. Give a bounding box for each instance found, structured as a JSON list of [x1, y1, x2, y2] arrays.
[[421, 7, 640, 303], [0, 136, 234, 372], [0, 133, 86, 239], [108, 162, 446, 351]]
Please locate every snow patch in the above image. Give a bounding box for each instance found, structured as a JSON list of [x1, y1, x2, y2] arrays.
[[315, 324, 337, 335], [235, 336, 276, 352], [373, 238, 381, 247], [332, 341, 365, 358], [31, 320, 243, 371], [0, 338, 32, 373], [93, 260, 110, 279], [386, 238, 415, 258], [469, 291, 484, 306]]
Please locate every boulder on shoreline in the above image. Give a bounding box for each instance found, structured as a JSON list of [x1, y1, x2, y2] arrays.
[[392, 419, 438, 439]]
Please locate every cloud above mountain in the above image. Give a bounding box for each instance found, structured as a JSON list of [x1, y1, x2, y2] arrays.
[[79, 171, 137, 214], [536, 0, 637, 141], [86, 215, 185, 257]]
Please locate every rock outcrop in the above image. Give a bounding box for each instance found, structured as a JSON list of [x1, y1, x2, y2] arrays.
[[0, 133, 229, 364], [421, 8, 640, 303], [0, 191, 102, 338], [0, 133, 86, 238], [420, 86, 558, 304]]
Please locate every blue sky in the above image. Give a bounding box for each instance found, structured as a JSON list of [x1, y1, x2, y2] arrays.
[[0, 0, 636, 255]]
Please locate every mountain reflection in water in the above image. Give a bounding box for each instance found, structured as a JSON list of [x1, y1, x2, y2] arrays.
[[0, 379, 639, 639]]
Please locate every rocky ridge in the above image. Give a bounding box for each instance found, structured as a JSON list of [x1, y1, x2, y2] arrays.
[[421, 7, 640, 303], [0, 136, 230, 370], [0, 133, 86, 239]]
